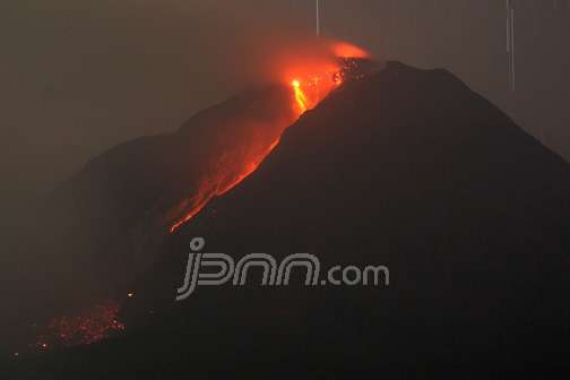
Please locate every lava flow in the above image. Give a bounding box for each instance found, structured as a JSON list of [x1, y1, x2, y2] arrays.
[[289, 68, 342, 115], [34, 301, 125, 350], [292, 79, 308, 113], [169, 41, 371, 233], [17, 41, 372, 356], [169, 138, 282, 233]]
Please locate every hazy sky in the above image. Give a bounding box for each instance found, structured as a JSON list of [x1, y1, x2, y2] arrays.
[[1, 0, 569, 219]]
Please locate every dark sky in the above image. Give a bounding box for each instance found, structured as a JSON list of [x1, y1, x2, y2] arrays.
[[1, 0, 569, 219]]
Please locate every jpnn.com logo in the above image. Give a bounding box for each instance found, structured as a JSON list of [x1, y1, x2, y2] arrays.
[[176, 238, 390, 301]]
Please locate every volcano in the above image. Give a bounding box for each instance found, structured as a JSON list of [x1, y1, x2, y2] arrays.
[[5, 61, 570, 377], [2, 44, 379, 350]]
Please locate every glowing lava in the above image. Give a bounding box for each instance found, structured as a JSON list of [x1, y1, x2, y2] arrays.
[[292, 79, 308, 114], [14, 40, 372, 358], [289, 70, 343, 116], [169, 41, 370, 233], [169, 138, 281, 233], [35, 301, 125, 350]]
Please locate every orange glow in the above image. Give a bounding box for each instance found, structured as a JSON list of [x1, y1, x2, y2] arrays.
[[330, 41, 370, 59], [290, 74, 340, 115], [218, 138, 281, 196], [283, 41, 370, 115], [15, 40, 374, 358], [285, 57, 346, 116], [169, 138, 282, 233], [169, 39, 371, 233], [292, 79, 308, 114], [169, 197, 212, 233]]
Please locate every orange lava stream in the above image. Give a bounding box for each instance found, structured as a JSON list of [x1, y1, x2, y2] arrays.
[[169, 198, 209, 234], [169, 138, 281, 233], [292, 79, 308, 114], [18, 40, 372, 358], [169, 41, 368, 233], [217, 138, 281, 196], [168, 71, 337, 234]]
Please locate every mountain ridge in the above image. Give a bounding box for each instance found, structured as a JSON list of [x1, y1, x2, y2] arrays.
[[5, 61, 570, 376]]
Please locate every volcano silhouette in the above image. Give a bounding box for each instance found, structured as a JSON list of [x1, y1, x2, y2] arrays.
[[6, 62, 570, 377]]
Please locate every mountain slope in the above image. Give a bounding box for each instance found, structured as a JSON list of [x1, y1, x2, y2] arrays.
[[2, 84, 296, 349], [7, 62, 570, 377], [133, 61, 570, 373]]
